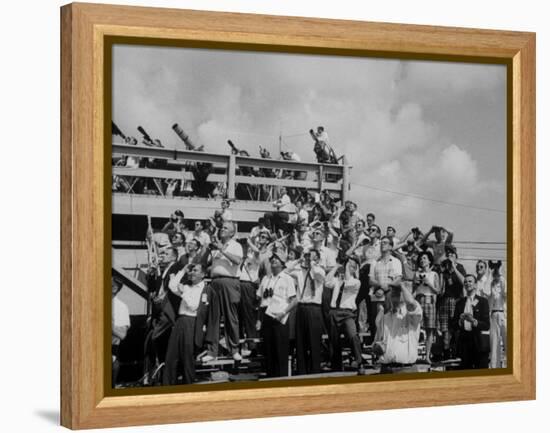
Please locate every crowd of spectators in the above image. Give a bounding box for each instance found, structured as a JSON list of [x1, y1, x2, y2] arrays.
[[113, 186, 507, 387]]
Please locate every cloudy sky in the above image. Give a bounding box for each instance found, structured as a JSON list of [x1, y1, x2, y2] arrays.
[[112, 44, 507, 262]]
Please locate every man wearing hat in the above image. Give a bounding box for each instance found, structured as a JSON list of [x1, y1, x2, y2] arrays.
[[373, 282, 423, 374], [163, 264, 212, 385], [257, 254, 298, 377]]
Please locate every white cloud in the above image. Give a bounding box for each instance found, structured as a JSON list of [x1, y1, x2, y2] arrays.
[[112, 45, 506, 243]]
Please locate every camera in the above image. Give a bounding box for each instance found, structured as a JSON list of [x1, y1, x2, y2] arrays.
[[441, 259, 453, 272], [488, 260, 502, 270]]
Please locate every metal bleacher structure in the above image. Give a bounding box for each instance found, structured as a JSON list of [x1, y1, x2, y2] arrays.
[[111, 141, 464, 386], [111, 142, 351, 224]]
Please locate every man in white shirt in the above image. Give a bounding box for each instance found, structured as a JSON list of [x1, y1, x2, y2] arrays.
[[249, 217, 268, 242], [291, 249, 326, 375], [220, 200, 233, 222], [311, 125, 336, 163], [112, 275, 130, 387], [163, 264, 210, 385], [308, 228, 337, 272], [326, 258, 363, 371], [373, 283, 422, 373], [257, 254, 298, 377], [369, 236, 403, 338], [203, 222, 244, 362], [271, 187, 295, 233]]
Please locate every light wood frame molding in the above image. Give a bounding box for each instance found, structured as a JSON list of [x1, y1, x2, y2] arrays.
[[61, 2, 535, 429]]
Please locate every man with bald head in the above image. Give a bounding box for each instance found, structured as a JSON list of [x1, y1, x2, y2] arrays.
[[202, 221, 244, 362]]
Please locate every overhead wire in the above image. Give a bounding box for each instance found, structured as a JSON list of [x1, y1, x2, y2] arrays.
[[351, 182, 506, 214]]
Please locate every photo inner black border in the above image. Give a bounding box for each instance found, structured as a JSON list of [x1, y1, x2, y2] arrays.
[[104, 35, 514, 397]]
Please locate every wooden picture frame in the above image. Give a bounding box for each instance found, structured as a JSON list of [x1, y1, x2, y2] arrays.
[[60, 2, 535, 429]]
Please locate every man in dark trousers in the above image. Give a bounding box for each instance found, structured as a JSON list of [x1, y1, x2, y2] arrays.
[[452, 274, 491, 369], [144, 247, 182, 383], [202, 221, 244, 362], [290, 249, 326, 375], [439, 246, 466, 360], [326, 257, 363, 371], [163, 264, 212, 385]]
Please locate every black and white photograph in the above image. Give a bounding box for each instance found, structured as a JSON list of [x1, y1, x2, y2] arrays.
[[110, 44, 507, 389]]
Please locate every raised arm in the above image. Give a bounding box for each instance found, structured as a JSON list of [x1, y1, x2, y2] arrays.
[[443, 227, 454, 245], [420, 226, 435, 244], [401, 283, 417, 312]]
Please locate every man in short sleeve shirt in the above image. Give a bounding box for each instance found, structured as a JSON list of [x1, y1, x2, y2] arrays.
[[203, 222, 244, 362]]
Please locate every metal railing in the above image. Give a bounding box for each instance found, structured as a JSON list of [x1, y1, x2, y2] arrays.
[[112, 142, 352, 202]]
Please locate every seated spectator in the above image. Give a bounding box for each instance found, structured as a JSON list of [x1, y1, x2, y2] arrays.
[[270, 187, 295, 233], [220, 199, 233, 222]]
